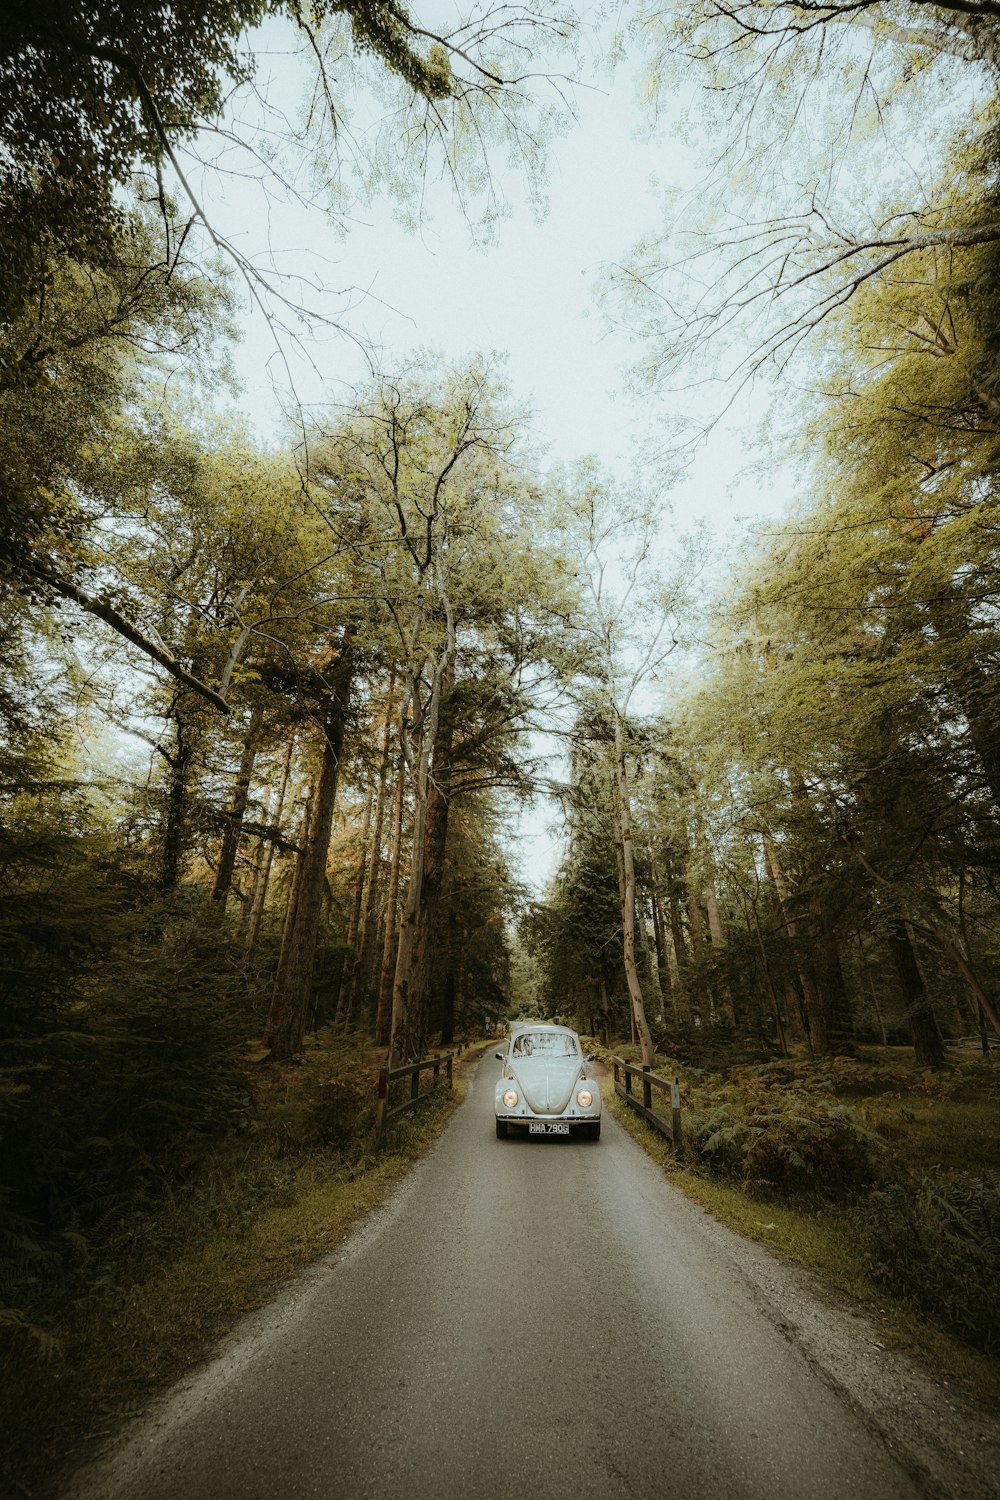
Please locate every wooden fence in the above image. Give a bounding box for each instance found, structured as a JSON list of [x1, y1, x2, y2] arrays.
[[613, 1056, 683, 1154], [375, 1050, 455, 1146]]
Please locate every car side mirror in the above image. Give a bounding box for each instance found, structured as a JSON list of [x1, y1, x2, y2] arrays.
[[495, 1051, 504, 1061]]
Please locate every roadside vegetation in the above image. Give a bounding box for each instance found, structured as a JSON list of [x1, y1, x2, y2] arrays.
[[1, 1026, 482, 1498], [600, 1038, 1000, 1398]]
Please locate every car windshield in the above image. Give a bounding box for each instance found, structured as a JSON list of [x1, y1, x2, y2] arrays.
[[511, 1031, 578, 1058]]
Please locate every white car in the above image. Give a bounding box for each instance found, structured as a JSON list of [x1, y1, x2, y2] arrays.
[[494, 1023, 601, 1140]]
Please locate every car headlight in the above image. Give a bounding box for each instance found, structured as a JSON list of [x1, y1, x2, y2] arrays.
[[502, 1089, 519, 1109], [576, 1089, 593, 1108]]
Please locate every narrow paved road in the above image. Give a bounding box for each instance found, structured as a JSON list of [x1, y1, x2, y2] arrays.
[[68, 1055, 950, 1500]]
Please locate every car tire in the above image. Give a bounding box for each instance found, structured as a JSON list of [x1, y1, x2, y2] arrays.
[[495, 1119, 508, 1139], [588, 1120, 601, 1141]]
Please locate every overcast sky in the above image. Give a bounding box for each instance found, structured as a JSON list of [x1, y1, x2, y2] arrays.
[[178, 9, 802, 890]]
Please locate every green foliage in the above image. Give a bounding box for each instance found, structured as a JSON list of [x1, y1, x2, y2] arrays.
[[858, 1171, 1000, 1355], [686, 1077, 881, 1197], [262, 1031, 380, 1150], [0, 0, 267, 325], [0, 881, 263, 1351]]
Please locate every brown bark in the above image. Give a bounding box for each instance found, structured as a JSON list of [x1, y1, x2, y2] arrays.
[[276, 787, 313, 981], [686, 891, 710, 1024], [397, 663, 456, 1060], [650, 881, 673, 1020], [750, 906, 789, 1055], [389, 609, 456, 1065], [265, 642, 353, 1061], [924, 589, 1000, 806], [886, 918, 946, 1069], [705, 886, 737, 1026], [243, 732, 295, 961], [334, 782, 374, 1022], [810, 900, 855, 1056], [343, 676, 397, 1030], [612, 708, 654, 1066], [598, 975, 611, 1048], [917, 915, 1000, 1039], [439, 906, 458, 1046], [638, 890, 664, 1018], [374, 761, 406, 1047], [667, 894, 693, 1024], [763, 834, 823, 1054], [158, 713, 196, 893], [211, 707, 263, 905]]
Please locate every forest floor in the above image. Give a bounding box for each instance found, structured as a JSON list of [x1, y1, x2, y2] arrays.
[[0, 1037, 493, 1500], [599, 1040, 1000, 1410]]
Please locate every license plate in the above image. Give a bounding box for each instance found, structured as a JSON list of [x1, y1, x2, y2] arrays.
[[529, 1121, 570, 1135]]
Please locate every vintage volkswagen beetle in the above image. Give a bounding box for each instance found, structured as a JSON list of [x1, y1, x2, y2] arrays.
[[494, 1022, 601, 1140]]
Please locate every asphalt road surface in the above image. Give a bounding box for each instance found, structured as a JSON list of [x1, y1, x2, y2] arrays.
[[67, 1053, 967, 1500]]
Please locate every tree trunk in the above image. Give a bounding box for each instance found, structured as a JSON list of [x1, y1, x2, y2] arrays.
[[598, 974, 611, 1047], [810, 900, 855, 1056], [751, 905, 788, 1055], [886, 918, 945, 1069], [374, 760, 407, 1047], [389, 611, 456, 1065], [343, 676, 396, 1030], [396, 660, 456, 1060], [612, 708, 654, 1066], [705, 885, 737, 1026], [650, 880, 673, 1021], [638, 889, 664, 1019], [667, 893, 693, 1024], [764, 834, 823, 1054], [158, 711, 196, 893], [334, 781, 374, 1022], [244, 732, 295, 961], [686, 891, 710, 1024], [212, 707, 262, 905], [924, 589, 1000, 806], [440, 905, 458, 1046], [265, 642, 353, 1061]]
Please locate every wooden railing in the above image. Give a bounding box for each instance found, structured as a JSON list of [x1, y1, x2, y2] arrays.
[[375, 1051, 455, 1146], [613, 1056, 683, 1154]]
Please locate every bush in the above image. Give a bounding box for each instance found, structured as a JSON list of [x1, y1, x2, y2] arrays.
[[858, 1171, 1000, 1354], [687, 1081, 881, 1198], [264, 1030, 378, 1150], [0, 895, 262, 1348]]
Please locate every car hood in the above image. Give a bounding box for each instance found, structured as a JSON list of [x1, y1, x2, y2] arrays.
[[511, 1057, 582, 1114]]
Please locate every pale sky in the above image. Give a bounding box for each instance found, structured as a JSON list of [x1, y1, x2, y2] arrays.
[[174, 10, 818, 892], [189, 12, 783, 540]]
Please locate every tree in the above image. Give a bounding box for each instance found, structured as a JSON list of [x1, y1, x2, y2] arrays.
[[311, 359, 568, 1061], [613, 0, 1000, 401], [2, 0, 574, 711], [550, 465, 693, 1065]]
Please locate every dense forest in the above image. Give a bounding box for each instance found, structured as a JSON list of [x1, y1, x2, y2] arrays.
[[2, 0, 999, 1485]]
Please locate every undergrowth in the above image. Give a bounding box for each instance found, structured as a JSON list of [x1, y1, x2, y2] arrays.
[[0, 1025, 480, 1499], [604, 1045, 1000, 1381]]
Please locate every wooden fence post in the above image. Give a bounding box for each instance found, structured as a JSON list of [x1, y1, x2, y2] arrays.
[[671, 1075, 683, 1156], [447, 1054, 453, 1087], [433, 1055, 441, 1085], [410, 1066, 420, 1104], [642, 1063, 652, 1113], [376, 1065, 388, 1147]]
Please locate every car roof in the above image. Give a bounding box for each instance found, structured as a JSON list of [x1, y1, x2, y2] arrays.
[[508, 1021, 577, 1037]]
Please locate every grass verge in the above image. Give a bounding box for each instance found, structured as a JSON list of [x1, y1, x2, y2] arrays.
[[2, 1040, 489, 1499]]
